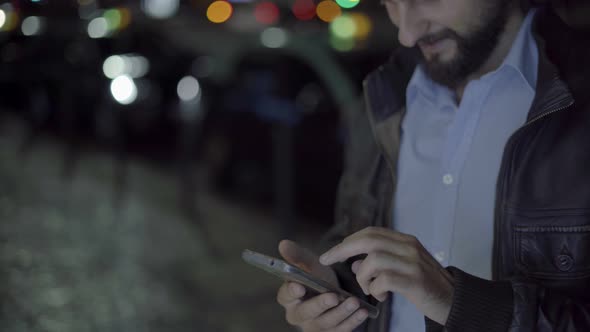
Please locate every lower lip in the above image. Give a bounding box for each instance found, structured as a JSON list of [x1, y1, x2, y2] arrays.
[[419, 39, 449, 56]]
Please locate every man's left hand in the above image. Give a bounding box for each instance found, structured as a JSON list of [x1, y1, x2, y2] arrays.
[[319, 227, 454, 325]]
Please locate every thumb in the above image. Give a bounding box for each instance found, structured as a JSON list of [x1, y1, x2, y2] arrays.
[[279, 240, 340, 287], [278, 240, 319, 273]]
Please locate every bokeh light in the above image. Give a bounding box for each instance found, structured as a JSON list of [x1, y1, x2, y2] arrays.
[[103, 55, 126, 79], [330, 15, 356, 39], [335, 0, 359, 9], [316, 0, 341, 23], [0, 10, 7, 29], [350, 12, 371, 39], [141, 0, 179, 19], [21, 16, 43, 36], [177, 76, 201, 102], [207, 1, 233, 24], [330, 35, 355, 52], [87, 17, 109, 38], [260, 27, 288, 48], [104, 9, 121, 31], [292, 0, 316, 21], [0, 4, 19, 32], [103, 54, 150, 79], [118, 8, 132, 29], [110, 76, 138, 105], [254, 2, 279, 25]]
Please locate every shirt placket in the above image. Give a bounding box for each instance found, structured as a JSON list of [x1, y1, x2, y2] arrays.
[[431, 85, 487, 266]]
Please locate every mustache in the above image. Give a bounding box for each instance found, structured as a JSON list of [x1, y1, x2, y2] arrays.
[[417, 29, 460, 45]]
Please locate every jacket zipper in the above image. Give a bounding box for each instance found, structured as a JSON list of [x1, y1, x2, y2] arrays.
[[492, 99, 574, 280]]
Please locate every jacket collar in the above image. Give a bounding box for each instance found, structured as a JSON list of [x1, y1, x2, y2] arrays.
[[363, 6, 576, 126]]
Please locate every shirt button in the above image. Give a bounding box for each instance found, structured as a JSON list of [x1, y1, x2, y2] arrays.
[[442, 174, 454, 185], [434, 251, 446, 263]]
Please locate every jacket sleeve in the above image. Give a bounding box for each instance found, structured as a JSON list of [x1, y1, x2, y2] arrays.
[[428, 267, 590, 332], [317, 96, 378, 300]]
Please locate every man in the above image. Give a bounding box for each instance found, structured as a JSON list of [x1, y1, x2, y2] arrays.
[[276, 0, 590, 331]]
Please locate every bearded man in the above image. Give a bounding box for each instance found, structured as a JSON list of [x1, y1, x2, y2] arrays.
[[276, 0, 590, 331]]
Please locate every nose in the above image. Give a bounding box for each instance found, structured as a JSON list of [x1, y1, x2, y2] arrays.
[[396, 4, 428, 48]]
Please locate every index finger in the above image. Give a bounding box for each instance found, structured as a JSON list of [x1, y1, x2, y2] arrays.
[[319, 235, 404, 265]]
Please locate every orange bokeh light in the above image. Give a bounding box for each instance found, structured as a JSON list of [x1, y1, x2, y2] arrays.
[[316, 0, 341, 23], [207, 1, 233, 24]]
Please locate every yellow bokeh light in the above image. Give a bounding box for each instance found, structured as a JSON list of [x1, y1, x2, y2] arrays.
[[316, 0, 341, 23], [207, 1, 233, 24], [350, 13, 372, 40]]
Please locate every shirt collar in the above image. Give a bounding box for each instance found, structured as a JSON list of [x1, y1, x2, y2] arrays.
[[500, 8, 538, 91]]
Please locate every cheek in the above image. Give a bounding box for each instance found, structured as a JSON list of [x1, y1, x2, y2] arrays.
[[440, 0, 482, 34], [442, 0, 488, 37]]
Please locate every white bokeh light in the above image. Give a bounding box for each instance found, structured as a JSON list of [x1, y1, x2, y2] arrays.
[[88, 17, 108, 38], [141, 0, 179, 19], [177, 76, 201, 102], [110, 75, 138, 105], [127, 55, 150, 78], [21, 16, 43, 36], [260, 27, 288, 49], [0, 10, 6, 29], [102, 54, 150, 79], [103, 55, 126, 79]]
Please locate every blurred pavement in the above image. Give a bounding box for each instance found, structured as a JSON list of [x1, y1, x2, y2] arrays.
[[0, 113, 328, 332]]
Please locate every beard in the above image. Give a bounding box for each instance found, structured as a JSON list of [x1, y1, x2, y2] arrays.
[[419, 0, 512, 89]]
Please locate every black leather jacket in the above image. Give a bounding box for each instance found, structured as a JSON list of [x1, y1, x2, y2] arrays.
[[327, 6, 590, 332]]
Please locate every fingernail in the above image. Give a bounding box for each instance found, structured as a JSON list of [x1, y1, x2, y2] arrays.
[[318, 255, 328, 265], [290, 284, 303, 297], [345, 301, 358, 312]]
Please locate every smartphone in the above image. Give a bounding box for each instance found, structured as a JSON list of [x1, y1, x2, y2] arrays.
[[242, 249, 379, 319]]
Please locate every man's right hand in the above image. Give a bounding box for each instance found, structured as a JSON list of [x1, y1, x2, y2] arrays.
[[276, 240, 369, 332]]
